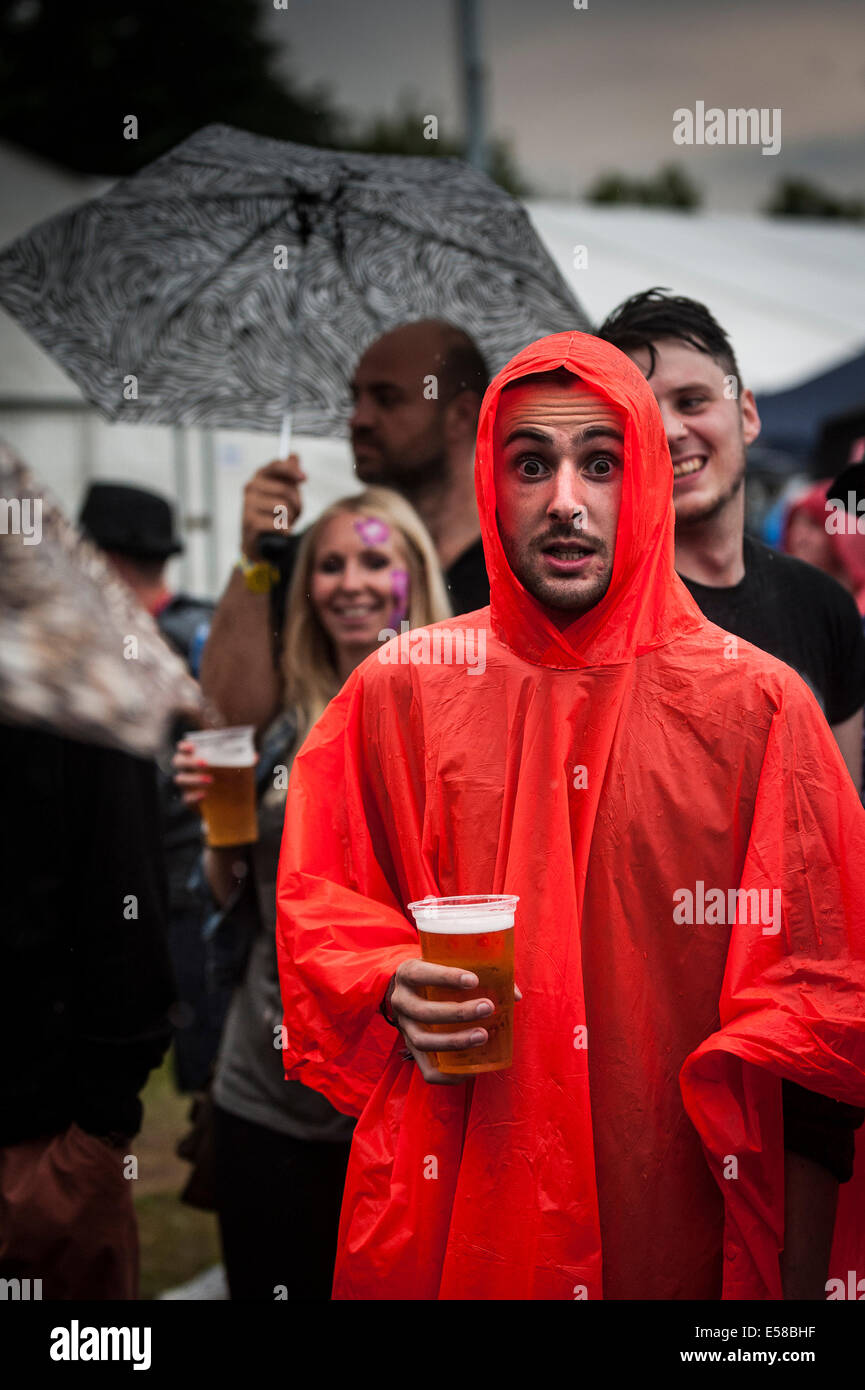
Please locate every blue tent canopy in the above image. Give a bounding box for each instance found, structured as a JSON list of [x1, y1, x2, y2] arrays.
[[755, 346, 865, 466]]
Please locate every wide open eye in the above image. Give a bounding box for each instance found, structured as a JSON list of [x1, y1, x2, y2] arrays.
[[586, 455, 617, 477], [517, 456, 549, 478]]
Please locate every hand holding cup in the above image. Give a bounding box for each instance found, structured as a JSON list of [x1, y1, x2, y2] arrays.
[[388, 954, 522, 1086], [172, 738, 213, 806]]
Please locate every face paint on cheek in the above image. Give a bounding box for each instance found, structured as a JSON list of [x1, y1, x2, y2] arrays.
[[354, 517, 390, 546], [389, 567, 410, 625]]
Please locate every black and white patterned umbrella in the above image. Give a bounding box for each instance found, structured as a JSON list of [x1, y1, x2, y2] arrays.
[[0, 124, 589, 435]]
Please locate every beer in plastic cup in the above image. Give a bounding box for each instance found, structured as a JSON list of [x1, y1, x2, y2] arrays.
[[186, 726, 258, 847], [407, 894, 518, 1075]]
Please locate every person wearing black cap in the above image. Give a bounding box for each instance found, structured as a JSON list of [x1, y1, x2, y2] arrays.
[[79, 482, 213, 673], [79, 482, 219, 1095]]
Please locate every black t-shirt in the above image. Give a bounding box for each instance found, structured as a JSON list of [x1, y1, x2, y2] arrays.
[[680, 535, 865, 725], [442, 535, 490, 615]]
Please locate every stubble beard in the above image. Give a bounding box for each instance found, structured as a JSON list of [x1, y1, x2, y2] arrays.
[[675, 449, 747, 531], [521, 564, 614, 615], [354, 444, 450, 502], [506, 535, 614, 615]]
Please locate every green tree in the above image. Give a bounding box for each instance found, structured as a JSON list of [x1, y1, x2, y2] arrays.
[[586, 164, 701, 211], [765, 178, 864, 221], [643, 166, 700, 210], [0, 0, 345, 175], [350, 93, 528, 196]]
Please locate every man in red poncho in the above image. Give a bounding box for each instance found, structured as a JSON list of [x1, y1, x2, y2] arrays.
[[275, 332, 865, 1300]]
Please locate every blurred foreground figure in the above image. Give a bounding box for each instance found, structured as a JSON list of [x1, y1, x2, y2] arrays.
[[0, 450, 199, 753], [599, 289, 865, 794], [80, 482, 217, 1092], [0, 452, 193, 1298], [0, 725, 175, 1299], [275, 334, 865, 1300]]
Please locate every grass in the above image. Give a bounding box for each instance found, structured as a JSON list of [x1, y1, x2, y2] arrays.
[[133, 1050, 222, 1300]]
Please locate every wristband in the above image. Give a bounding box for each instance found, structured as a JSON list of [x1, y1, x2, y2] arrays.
[[236, 553, 280, 594], [380, 975, 399, 1028]]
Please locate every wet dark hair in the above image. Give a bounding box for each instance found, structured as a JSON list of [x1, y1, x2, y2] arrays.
[[597, 288, 741, 387]]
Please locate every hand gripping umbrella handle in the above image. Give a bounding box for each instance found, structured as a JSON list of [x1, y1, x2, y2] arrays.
[[259, 408, 295, 565]]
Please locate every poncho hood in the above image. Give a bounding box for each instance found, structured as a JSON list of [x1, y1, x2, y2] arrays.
[[477, 331, 702, 667]]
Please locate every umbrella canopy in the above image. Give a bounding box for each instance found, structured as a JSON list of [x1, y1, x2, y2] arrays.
[[0, 125, 589, 435]]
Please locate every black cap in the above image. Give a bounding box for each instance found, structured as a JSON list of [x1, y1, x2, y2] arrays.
[[78, 481, 184, 559]]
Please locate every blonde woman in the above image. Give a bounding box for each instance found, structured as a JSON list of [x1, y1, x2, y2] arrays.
[[174, 486, 450, 1300]]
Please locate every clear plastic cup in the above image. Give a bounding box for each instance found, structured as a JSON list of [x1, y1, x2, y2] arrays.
[[185, 725, 258, 847], [407, 894, 519, 1074]]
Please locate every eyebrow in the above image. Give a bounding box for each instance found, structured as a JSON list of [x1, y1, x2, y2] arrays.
[[503, 425, 625, 448], [352, 379, 402, 394]]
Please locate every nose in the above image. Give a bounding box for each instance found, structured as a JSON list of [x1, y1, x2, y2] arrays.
[[658, 401, 689, 448], [334, 558, 367, 594], [350, 391, 375, 433], [546, 461, 588, 525]]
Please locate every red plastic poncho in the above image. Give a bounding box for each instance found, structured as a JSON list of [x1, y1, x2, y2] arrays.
[[276, 331, 865, 1300]]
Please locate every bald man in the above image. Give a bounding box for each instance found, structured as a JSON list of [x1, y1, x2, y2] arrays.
[[202, 320, 490, 732], [350, 321, 488, 580]]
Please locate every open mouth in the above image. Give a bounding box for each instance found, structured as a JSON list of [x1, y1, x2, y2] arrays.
[[672, 456, 708, 481], [541, 542, 597, 572], [542, 540, 596, 557]]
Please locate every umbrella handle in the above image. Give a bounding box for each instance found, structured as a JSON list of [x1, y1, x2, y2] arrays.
[[278, 408, 293, 460], [259, 408, 296, 566]]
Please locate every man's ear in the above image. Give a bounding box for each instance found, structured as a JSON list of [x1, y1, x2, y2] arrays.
[[740, 388, 761, 448], [445, 390, 482, 446]]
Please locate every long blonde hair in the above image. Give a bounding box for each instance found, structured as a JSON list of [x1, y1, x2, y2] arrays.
[[282, 487, 453, 735]]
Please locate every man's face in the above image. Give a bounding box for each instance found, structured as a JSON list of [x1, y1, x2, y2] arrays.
[[627, 338, 760, 527], [494, 377, 625, 613], [349, 332, 448, 487]]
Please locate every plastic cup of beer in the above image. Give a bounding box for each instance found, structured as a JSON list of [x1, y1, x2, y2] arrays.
[[407, 894, 519, 1075], [185, 725, 258, 847]]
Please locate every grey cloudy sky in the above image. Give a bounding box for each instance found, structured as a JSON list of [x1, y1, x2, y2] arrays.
[[263, 0, 865, 208]]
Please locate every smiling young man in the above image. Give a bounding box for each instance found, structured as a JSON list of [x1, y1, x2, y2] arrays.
[[275, 332, 865, 1301], [598, 289, 865, 793]]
